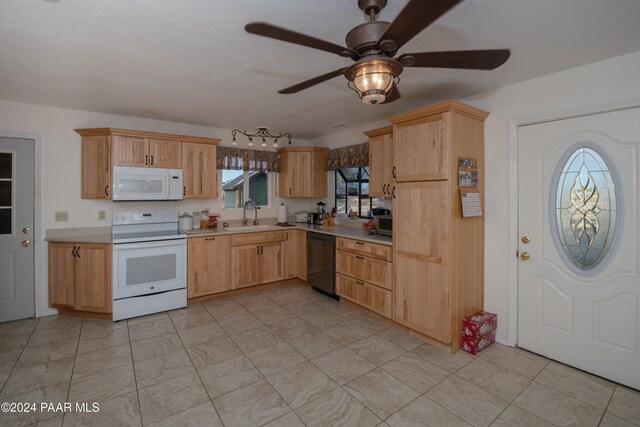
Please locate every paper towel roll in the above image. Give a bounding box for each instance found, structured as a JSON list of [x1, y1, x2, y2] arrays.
[[278, 203, 288, 224]]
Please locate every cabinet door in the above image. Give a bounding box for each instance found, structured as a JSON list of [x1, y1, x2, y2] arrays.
[[183, 143, 218, 199], [232, 244, 261, 288], [289, 152, 312, 197], [112, 135, 148, 167], [284, 230, 298, 279], [368, 133, 393, 197], [149, 139, 182, 169], [393, 181, 450, 342], [261, 241, 284, 284], [188, 236, 231, 298], [278, 152, 291, 197], [394, 115, 447, 181], [74, 244, 111, 313], [81, 135, 111, 199], [48, 243, 75, 307], [297, 230, 307, 281]]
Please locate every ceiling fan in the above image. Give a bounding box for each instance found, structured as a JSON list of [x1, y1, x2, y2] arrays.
[[245, 0, 510, 104]]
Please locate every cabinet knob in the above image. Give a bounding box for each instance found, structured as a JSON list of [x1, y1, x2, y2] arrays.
[[22, 227, 31, 234], [521, 236, 531, 244], [22, 240, 31, 247], [519, 251, 531, 261]]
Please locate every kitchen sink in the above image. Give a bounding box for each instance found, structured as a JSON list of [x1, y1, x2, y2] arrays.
[[222, 224, 276, 232]]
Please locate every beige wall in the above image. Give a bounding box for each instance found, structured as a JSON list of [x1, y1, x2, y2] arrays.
[[309, 50, 640, 343]]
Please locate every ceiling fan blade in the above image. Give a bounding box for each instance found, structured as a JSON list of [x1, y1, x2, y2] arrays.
[[379, 0, 462, 51], [278, 68, 348, 94], [382, 86, 401, 104], [399, 50, 511, 70], [245, 22, 357, 58]]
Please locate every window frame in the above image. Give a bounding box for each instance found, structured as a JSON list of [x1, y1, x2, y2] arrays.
[[220, 169, 272, 210], [334, 166, 374, 218]]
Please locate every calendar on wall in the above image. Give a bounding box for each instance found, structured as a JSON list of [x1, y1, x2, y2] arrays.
[[458, 157, 482, 218]]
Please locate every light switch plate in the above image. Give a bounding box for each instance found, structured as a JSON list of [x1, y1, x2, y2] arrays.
[[55, 211, 68, 222], [98, 210, 106, 221]]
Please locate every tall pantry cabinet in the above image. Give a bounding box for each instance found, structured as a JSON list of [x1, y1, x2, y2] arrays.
[[388, 100, 488, 352]]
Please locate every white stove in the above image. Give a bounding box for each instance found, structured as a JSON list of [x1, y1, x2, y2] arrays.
[[112, 210, 187, 321]]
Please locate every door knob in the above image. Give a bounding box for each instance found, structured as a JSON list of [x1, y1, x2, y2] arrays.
[[521, 236, 530, 244], [22, 240, 31, 247], [519, 251, 530, 261], [22, 227, 31, 234]]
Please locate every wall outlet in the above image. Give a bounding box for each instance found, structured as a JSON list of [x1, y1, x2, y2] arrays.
[[55, 211, 68, 222], [98, 210, 106, 221]]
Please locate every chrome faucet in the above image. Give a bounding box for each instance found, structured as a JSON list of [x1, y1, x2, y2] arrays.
[[242, 200, 258, 226]]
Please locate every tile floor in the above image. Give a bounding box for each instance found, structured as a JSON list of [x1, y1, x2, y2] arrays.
[[1, 282, 639, 427]]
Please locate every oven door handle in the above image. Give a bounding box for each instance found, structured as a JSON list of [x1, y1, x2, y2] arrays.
[[113, 240, 186, 251]]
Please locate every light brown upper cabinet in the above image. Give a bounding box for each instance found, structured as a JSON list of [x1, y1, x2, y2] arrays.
[[182, 143, 217, 199], [393, 114, 447, 182], [112, 136, 181, 168], [278, 147, 328, 198], [388, 100, 488, 352], [80, 134, 111, 199], [365, 126, 393, 198], [75, 128, 220, 200]]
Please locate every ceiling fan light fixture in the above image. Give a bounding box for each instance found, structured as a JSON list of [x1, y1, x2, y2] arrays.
[[346, 57, 402, 104]]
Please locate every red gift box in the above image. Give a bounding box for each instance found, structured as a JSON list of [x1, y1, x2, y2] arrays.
[[461, 331, 496, 355], [462, 311, 497, 339]]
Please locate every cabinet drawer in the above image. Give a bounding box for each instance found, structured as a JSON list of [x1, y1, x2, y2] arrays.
[[336, 273, 391, 318], [336, 237, 391, 261], [231, 231, 285, 246], [336, 250, 391, 290]]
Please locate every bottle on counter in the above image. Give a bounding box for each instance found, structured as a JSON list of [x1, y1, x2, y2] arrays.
[[200, 210, 209, 229], [192, 211, 200, 229]]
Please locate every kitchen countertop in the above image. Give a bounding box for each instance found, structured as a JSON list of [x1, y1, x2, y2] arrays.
[[45, 226, 112, 244], [45, 223, 392, 246], [184, 223, 392, 246]]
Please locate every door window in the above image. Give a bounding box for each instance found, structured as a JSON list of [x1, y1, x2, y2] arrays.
[[0, 152, 13, 234], [553, 146, 619, 272]]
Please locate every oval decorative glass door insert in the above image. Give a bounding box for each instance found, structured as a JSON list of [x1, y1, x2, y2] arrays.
[[554, 146, 618, 271]]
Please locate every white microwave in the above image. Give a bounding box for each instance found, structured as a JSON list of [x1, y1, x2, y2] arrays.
[[112, 166, 183, 201]]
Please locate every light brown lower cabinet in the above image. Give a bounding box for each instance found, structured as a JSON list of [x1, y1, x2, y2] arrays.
[[48, 242, 111, 313], [336, 273, 391, 318], [187, 235, 231, 297], [335, 237, 392, 318], [231, 232, 285, 289], [284, 229, 307, 280]]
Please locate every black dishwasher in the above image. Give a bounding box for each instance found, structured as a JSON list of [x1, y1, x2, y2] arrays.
[[306, 232, 337, 299]]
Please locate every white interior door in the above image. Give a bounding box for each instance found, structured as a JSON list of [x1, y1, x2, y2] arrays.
[[517, 107, 640, 390], [0, 137, 35, 322]]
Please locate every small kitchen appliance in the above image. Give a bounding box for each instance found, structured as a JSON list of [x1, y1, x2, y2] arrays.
[[112, 166, 182, 201]]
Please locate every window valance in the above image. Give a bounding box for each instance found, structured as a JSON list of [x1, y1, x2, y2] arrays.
[[217, 146, 280, 172], [325, 142, 369, 170]]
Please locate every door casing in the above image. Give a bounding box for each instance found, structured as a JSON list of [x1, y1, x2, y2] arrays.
[[506, 98, 640, 346]]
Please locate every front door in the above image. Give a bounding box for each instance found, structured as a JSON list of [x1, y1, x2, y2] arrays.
[[517, 107, 640, 390], [0, 137, 35, 322]]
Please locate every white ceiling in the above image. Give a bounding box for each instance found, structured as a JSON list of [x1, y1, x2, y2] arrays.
[[1, 0, 639, 139]]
